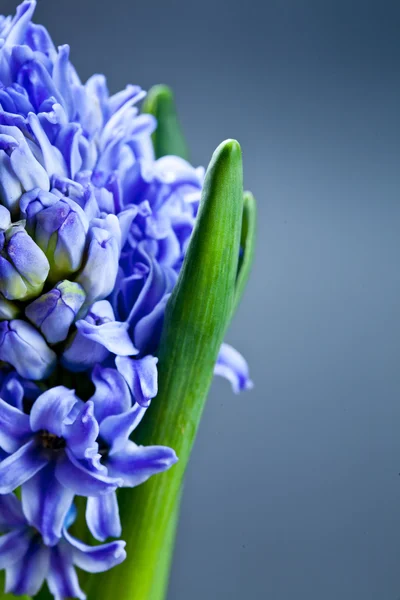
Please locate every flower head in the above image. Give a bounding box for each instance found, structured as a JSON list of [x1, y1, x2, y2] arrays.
[[0, 1, 252, 598]]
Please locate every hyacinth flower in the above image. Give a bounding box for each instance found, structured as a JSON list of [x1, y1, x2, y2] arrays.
[[0, 495, 126, 599], [0, 2, 256, 600]]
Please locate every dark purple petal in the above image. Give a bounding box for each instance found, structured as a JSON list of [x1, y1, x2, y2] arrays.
[[0, 493, 26, 531], [62, 401, 99, 460], [85, 492, 121, 542], [107, 441, 177, 487], [21, 464, 74, 547], [115, 355, 158, 407], [30, 386, 78, 437], [46, 542, 85, 600], [55, 449, 122, 496], [214, 343, 253, 393], [100, 403, 147, 455], [89, 365, 131, 423], [64, 528, 126, 573], [0, 371, 25, 410], [5, 538, 50, 597], [0, 440, 47, 493], [0, 398, 31, 453]]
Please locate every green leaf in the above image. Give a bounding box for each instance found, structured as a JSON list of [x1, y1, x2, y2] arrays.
[[233, 191, 257, 314], [86, 139, 243, 600], [142, 85, 189, 160]]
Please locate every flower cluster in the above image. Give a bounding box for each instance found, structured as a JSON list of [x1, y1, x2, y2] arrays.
[[0, 2, 252, 598]]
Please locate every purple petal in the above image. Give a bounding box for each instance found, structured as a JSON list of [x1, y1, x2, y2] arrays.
[[3, 1, 36, 48], [107, 441, 178, 487], [55, 449, 122, 496], [214, 343, 254, 393], [100, 403, 147, 455], [5, 537, 50, 597], [89, 365, 131, 423], [0, 493, 26, 531], [0, 440, 47, 493], [0, 398, 31, 453], [62, 401, 99, 461], [21, 464, 74, 547], [75, 319, 138, 356], [115, 355, 158, 407], [64, 528, 126, 573], [61, 330, 110, 372], [30, 386, 78, 437], [46, 542, 85, 600], [0, 528, 31, 568], [133, 294, 169, 354], [0, 372, 25, 410], [85, 492, 121, 542]]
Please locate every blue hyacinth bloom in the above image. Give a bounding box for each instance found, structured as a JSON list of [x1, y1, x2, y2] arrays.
[[0, 494, 126, 598], [86, 364, 177, 541], [0, 1, 252, 597]]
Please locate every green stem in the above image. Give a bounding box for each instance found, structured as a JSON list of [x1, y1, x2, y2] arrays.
[[87, 139, 243, 600]]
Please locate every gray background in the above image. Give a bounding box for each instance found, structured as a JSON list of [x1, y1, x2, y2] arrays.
[[4, 0, 400, 598]]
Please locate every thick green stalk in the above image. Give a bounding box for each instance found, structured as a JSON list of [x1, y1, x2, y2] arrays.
[[87, 139, 243, 600], [142, 85, 189, 160], [233, 191, 257, 314]]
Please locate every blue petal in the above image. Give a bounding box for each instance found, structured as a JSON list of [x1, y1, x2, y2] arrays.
[[55, 449, 122, 496], [85, 492, 121, 542], [75, 319, 138, 356], [0, 528, 31, 568], [100, 403, 147, 455], [46, 543, 85, 600], [30, 386, 78, 437], [3, 0, 36, 48], [89, 365, 131, 423], [64, 528, 126, 573], [21, 464, 74, 547], [115, 355, 158, 407], [5, 538, 50, 597], [214, 343, 253, 393], [107, 441, 177, 487], [0, 398, 31, 453], [0, 440, 47, 493], [62, 401, 99, 460]]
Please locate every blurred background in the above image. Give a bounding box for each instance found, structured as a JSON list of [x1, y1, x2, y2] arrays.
[[4, 0, 400, 598]]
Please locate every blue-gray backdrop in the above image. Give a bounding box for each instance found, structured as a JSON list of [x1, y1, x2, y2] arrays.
[[4, 1, 400, 598]]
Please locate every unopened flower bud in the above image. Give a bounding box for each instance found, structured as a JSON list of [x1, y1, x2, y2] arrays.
[[25, 280, 86, 344], [20, 189, 89, 282], [0, 221, 50, 301], [0, 319, 57, 380]]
